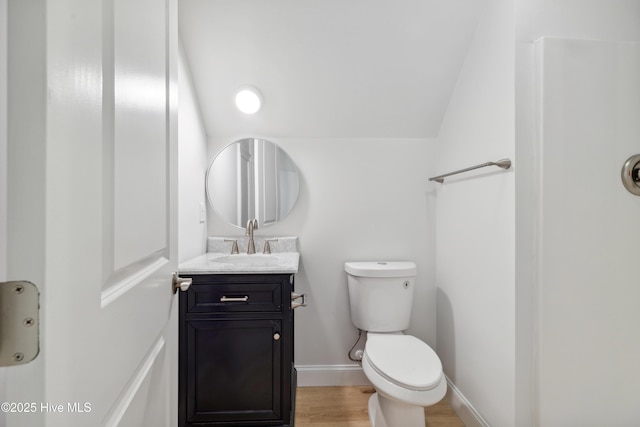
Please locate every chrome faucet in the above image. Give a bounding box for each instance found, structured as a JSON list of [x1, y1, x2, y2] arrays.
[[245, 219, 258, 254]]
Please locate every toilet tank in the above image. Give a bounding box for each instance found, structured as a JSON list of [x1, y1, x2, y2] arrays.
[[345, 261, 417, 332]]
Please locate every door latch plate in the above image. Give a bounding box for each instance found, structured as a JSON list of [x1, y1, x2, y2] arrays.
[[0, 281, 40, 366]]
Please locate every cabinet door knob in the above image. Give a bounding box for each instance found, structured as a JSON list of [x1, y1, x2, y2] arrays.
[[273, 333, 281, 341]]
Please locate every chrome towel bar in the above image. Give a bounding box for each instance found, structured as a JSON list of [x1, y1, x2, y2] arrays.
[[429, 158, 511, 183]]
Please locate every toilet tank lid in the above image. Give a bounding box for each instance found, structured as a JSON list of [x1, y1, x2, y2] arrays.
[[344, 261, 416, 277]]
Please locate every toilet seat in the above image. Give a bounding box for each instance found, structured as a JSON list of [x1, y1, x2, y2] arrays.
[[364, 334, 443, 391]]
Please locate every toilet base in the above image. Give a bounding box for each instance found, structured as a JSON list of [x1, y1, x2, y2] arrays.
[[368, 392, 426, 427]]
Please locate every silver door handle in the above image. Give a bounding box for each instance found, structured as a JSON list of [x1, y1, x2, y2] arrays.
[[172, 273, 192, 294], [621, 154, 640, 195], [220, 296, 249, 302]]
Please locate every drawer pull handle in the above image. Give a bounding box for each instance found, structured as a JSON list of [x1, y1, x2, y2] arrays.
[[220, 296, 249, 302]]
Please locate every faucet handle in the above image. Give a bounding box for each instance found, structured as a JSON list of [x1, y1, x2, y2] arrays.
[[224, 239, 239, 254], [263, 239, 278, 254]]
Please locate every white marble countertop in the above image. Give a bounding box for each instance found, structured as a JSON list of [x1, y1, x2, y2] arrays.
[[179, 252, 299, 274], [179, 236, 299, 274]]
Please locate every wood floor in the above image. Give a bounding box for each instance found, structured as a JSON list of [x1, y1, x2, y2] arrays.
[[295, 386, 465, 427]]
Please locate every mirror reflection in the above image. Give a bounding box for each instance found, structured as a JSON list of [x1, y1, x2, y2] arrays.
[[206, 138, 299, 228]]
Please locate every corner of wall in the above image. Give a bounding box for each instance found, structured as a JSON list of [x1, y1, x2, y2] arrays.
[[435, 0, 516, 425], [445, 376, 490, 427], [177, 38, 209, 263]]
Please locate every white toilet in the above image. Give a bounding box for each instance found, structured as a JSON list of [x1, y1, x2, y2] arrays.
[[345, 261, 446, 427]]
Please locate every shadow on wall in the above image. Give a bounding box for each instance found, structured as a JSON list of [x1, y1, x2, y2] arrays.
[[436, 288, 455, 381]]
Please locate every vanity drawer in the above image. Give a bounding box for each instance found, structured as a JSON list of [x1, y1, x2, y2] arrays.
[[186, 278, 285, 313]]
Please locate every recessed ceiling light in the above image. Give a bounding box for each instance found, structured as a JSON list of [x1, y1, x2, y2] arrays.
[[235, 86, 262, 114]]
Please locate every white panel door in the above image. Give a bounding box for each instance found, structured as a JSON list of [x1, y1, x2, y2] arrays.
[[5, 0, 179, 426], [535, 38, 640, 426]]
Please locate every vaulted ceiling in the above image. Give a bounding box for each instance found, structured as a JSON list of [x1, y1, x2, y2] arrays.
[[179, 0, 487, 139]]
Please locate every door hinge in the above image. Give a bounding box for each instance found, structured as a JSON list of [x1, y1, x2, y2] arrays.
[[0, 281, 40, 366]]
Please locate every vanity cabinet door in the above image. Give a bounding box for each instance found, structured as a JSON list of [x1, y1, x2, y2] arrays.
[[184, 318, 284, 424]]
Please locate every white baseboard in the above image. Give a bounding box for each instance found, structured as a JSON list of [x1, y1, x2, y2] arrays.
[[295, 364, 371, 387], [445, 375, 490, 427]]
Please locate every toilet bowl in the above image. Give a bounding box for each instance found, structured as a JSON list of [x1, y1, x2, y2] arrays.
[[363, 333, 446, 405], [362, 333, 446, 427], [345, 261, 447, 427]]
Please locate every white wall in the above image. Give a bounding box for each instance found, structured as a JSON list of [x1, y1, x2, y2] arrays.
[[207, 136, 437, 385], [178, 40, 208, 263], [435, 0, 515, 426]]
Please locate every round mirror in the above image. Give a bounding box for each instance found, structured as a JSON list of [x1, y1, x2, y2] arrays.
[[206, 138, 300, 228]]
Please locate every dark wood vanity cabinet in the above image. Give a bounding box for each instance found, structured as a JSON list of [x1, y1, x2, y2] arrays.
[[179, 273, 296, 427]]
